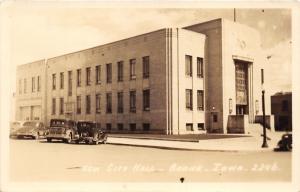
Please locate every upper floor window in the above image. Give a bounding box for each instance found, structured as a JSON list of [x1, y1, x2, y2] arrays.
[[76, 96, 81, 114], [117, 92, 123, 113], [52, 98, 56, 115], [59, 97, 64, 115], [24, 78, 27, 93], [197, 90, 204, 111], [96, 65, 101, 84], [130, 59, 136, 80], [106, 63, 112, 83], [37, 76, 41, 92], [197, 57, 203, 78], [60, 72, 64, 89], [52, 74, 56, 90], [185, 55, 192, 77], [186, 89, 193, 110], [106, 93, 112, 113], [143, 89, 150, 111], [96, 94, 101, 114], [86, 67, 91, 86], [143, 56, 150, 78], [86, 95, 91, 114], [19, 79, 22, 94], [130, 90, 136, 113], [68, 71, 72, 96], [77, 69, 81, 87], [32, 77, 35, 92], [117, 61, 124, 82]]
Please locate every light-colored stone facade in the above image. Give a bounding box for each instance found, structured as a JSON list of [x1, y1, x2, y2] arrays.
[[15, 18, 274, 134]]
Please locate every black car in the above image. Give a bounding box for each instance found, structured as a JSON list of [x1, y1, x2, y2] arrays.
[[277, 133, 292, 151], [74, 121, 107, 145]]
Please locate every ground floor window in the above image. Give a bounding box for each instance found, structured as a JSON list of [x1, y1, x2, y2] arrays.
[[198, 123, 205, 130], [130, 123, 136, 131], [143, 123, 150, 131], [186, 123, 193, 131], [106, 123, 112, 131], [118, 123, 123, 131]]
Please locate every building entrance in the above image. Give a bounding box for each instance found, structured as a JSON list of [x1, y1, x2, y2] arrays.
[[235, 60, 249, 115]]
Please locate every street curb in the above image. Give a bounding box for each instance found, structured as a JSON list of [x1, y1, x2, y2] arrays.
[[106, 142, 274, 152], [108, 135, 199, 142]]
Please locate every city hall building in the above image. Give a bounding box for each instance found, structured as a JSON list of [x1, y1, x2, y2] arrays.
[[15, 18, 273, 134]]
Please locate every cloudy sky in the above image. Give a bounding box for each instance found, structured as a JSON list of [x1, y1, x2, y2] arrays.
[[3, 4, 292, 94]]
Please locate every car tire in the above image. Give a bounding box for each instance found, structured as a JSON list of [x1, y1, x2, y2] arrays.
[[75, 140, 79, 144], [286, 143, 292, 151], [65, 133, 72, 144], [47, 138, 52, 142]]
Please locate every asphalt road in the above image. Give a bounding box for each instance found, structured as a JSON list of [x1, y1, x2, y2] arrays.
[[9, 138, 291, 182]]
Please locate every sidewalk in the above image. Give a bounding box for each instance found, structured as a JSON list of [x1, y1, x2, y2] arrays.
[[107, 134, 279, 152]]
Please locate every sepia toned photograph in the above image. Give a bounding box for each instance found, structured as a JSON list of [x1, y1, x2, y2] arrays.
[[0, 1, 299, 192]]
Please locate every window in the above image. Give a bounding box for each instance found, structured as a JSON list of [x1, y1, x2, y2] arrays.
[[106, 123, 112, 131], [130, 124, 136, 131], [117, 92, 123, 113], [198, 123, 205, 130], [32, 77, 35, 92], [106, 93, 112, 113], [86, 67, 91, 86], [130, 90, 136, 113], [143, 123, 150, 131], [96, 65, 101, 84], [24, 79, 27, 93], [213, 114, 218, 122], [52, 98, 56, 115], [77, 69, 81, 87], [106, 63, 112, 83], [282, 100, 289, 112], [186, 123, 193, 131], [96, 94, 101, 114], [19, 79, 22, 94], [60, 72, 64, 89], [130, 59, 136, 80], [186, 89, 193, 110], [197, 90, 204, 110], [52, 74, 56, 90], [197, 57, 203, 78], [117, 61, 123, 82], [59, 98, 64, 115], [143, 56, 150, 78], [143, 89, 150, 111], [76, 96, 81, 114], [118, 123, 123, 131], [86, 95, 91, 114], [37, 76, 41, 92], [68, 71, 72, 96], [185, 55, 192, 77]]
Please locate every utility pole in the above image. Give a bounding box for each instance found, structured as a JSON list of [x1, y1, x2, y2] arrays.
[[234, 8, 236, 22], [261, 69, 268, 148]]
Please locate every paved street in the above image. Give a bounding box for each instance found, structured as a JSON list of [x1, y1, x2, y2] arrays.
[[10, 138, 291, 182]]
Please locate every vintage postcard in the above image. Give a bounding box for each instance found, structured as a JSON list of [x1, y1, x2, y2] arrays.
[[0, 1, 299, 192]]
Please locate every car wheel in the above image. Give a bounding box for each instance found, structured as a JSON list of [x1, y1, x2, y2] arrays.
[[286, 143, 292, 151], [47, 138, 52, 142], [75, 140, 79, 144], [65, 134, 72, 144]]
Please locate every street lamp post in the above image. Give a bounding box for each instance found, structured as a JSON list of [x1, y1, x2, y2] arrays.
[[261, 69, 268, 148]]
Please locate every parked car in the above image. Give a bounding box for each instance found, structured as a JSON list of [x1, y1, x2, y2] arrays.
[[10, 121, 47, 139], [276, 133, 292, 151], [74, 121, 107, 145], [9, 121, 25, 136], [46, 119, 77, 143]]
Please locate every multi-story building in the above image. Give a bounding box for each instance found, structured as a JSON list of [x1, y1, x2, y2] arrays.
[[271, 92, 292, 131], [15, 18, 274, 134]]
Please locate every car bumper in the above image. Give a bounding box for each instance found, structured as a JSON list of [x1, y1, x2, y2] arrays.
[[46, 134, 68, 140]]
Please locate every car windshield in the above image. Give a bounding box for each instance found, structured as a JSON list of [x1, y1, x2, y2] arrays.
[[23, 122, 37, 127], [50, 120, 66, 127]]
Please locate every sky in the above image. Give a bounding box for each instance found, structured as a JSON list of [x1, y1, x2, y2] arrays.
[[3, 5, 292, 94]]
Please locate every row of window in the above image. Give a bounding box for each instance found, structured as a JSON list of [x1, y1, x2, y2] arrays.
[[186, 89, 204, 111], [186, 123, 205, 131], [52, 56, 150, 92], [51, 90, 150, 115], [185, 55, 204, 78], [19, 76, 41, 94], [105, 123, 151, 131]]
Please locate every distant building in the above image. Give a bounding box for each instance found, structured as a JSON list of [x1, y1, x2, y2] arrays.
[[271, 92, 292, 131], [15, 18, 274, 134]]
